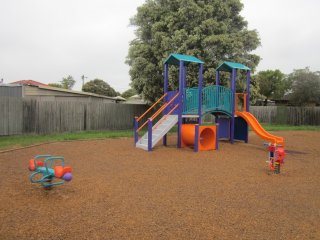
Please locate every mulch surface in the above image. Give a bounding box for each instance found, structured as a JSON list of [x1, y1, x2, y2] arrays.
[[0, 131, 319, 239]]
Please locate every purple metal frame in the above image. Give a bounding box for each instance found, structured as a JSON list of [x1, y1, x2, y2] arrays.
[[246, 70, 251, 112], [134, 117, 138, 144], [216, 71, 220, 86], [163, 63, 169, 146], [198, 64, 203, 124], [177, 61, 184, 148], [148, 119, 152, 151], [230, 68, 236, 144], [194, 124, 199, 152], [215, 123, 219, 150]]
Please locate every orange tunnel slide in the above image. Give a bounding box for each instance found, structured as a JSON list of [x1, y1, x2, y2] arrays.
[[181, 124, 217, 151]]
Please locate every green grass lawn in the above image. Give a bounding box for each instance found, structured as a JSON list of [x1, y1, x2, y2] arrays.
[[0, 130, 134, 150], [0, 124, 319, 150]]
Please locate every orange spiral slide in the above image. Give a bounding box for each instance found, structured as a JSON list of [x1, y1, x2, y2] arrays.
[[236, 111, 284, 145]]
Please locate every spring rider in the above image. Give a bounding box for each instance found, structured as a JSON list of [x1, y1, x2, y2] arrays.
[[28, 155, 73, 188], [266, 144, 285, 174]]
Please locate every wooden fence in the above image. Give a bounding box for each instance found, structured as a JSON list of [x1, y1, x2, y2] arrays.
[[250, 106, 320, 126], [1, 97, 319, 136], [0, 97, 149, 136], [202, 106, 320, 126]]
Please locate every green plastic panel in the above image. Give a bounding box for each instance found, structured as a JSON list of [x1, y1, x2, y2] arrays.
[[183, 85, 233, 116], [164, 53, 204, 66], [216, 61, 250, 72]]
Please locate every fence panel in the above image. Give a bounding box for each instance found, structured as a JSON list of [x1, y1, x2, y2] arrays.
[[2, 98, 318, 136], [0, 97, 23, 135], [251, 106, 320, 125]]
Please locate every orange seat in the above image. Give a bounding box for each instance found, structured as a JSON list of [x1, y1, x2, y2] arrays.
[[54, 166, 64, 178], [63, 166, 72, 174]]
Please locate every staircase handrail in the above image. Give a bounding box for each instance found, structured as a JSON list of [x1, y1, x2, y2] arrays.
[[136, 93, 167, 122], [137, 92, 179, 132], [150, 92, 179, 120], [153, 103, 179, 130]]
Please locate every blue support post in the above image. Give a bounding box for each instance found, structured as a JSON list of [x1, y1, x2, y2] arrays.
[[216, 71, 220, 86], [230, 68, 237, 144], [164, 63, 169, 102], [216, 123, 219, 150], [177, 61, 184, 148], [198, 63, 203, 124], [148, 118, 152, 151], [194, 124, 199, 152], [134, 117, 138, 145], [163, 63, 169, 146], [246, 70, 251, 112]]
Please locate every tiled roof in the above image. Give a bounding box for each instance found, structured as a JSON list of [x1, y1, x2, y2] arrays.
[[11, 80, 48, 86]]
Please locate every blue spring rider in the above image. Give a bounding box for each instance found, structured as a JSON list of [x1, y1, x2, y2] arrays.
[[28, 155, 73, 188]]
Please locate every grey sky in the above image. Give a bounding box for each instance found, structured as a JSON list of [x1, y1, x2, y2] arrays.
[[1, 0, 319, 92]]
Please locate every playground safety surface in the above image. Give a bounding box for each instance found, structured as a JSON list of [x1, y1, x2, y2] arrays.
[[0, 131, 319, 239]]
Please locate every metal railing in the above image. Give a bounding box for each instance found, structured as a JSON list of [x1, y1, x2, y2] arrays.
[[183, 85, 233, 116]]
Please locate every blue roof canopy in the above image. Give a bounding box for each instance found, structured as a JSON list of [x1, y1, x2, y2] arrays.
[[164, 53, 204, 66], [216, 61, 250, 72]]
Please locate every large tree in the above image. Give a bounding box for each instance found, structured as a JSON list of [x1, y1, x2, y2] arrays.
[[287, 68, 320, 106], [127, 0, 261, 103], [82, 79, 118, 97], [255, 69, 289, 105]]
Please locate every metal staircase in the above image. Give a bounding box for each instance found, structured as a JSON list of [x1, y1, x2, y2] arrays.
[[136, 115, 178, 151]]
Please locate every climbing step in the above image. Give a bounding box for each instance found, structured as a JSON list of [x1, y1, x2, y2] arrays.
[[136, 115, 178, 151]]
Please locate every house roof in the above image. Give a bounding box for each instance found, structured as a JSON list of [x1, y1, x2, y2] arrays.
[[11, 80, 49, 87], [37, 85, 117, 99], [164, 53, 204, 66], [216, 61, 250, 72]]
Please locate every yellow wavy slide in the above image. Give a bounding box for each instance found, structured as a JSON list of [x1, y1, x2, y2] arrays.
[[235, 111, 284, 145]]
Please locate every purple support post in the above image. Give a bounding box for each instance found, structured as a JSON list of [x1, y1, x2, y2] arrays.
[[198, 63, 203, 124], [134, 117, 138, 145], [177, 61, 184, 148], [215, 123, 219, 150], [194, 124, 199, 152], [164, 63, 169, 102], [246, 70, 251, 112], [163, 63, 169, 146], [163, 135, 167, 146], [148, 118, 152, 151], [230, 68, 237, 144], [216, 71, 220, 86]]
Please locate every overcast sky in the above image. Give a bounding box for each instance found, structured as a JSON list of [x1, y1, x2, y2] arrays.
[[1, 0, 319, 92]]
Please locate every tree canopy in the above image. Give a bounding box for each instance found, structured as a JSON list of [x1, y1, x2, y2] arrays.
[[287, 68, 320, 106], [82, 79, 118, 97], [48, 83, 64, 88], [61, 75, 76, 90], [121, 88, 136, 99], [48, 75, 76, 90], [127, 0, 260, 103], [255, 69, 289, 105]]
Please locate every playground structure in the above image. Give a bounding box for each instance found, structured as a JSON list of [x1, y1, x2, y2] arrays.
[[28, 155, 73, 188], [134, 53, 285, 157]]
